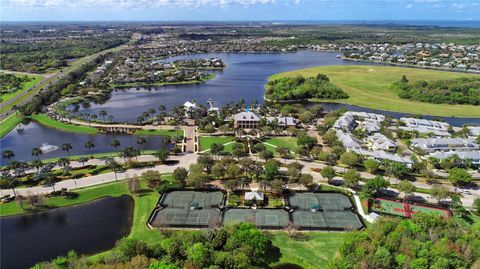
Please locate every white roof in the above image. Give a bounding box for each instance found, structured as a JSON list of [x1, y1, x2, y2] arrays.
[[345, 111, 385, 122], [184, 101, 197, 109], [429, 151, 480, 163], [245, 191, 264, 200], [233, 111, 260, 122], [352, 148, 412, 165], [266, 116, 297, 126], [411, 138, 478, 150], [336, 129, 362, 149], [367, 133, 396, 150], [400, 117, 449, 131], [333, 114, 356, 130]]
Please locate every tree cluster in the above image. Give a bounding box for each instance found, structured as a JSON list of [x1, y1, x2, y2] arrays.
[[34, 223, 273, 269], [394, 76, 480, 105], [265, 74, 349, 101], [329, 214, 480, 269]]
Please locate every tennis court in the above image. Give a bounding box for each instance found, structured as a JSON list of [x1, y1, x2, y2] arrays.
[[151, 208, 221, 227], [288, 192, 353, 211], [223, 209, 289, 228], [291, 211, 363, 230], [371, 198, 450, 218], [160, 191, 224, 209]]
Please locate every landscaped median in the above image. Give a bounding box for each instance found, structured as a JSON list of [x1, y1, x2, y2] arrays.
[[133, 128, 184, 137], [0, 74, 43, 103]]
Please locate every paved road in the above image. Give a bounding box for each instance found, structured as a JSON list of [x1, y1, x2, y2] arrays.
[[0, 154, 198, 197], [4, 153, 478, 207], [0, 35, 138, 121]]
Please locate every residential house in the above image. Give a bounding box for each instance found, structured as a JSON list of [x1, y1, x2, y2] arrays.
[[411, 138, 479, 153]]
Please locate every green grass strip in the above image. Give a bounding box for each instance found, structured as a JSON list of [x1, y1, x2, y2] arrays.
[[29, 114, 99, 134], [0, 113, 23, 138], [133, 129, 183, 137]]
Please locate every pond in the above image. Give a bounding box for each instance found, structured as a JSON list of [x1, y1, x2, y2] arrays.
[[0, 196, 133, 269], [74, 51, 480, 126], [0, 121, 171, 165]]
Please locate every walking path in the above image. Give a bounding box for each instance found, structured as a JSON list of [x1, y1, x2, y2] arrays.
[[2, 153, 477, 218]]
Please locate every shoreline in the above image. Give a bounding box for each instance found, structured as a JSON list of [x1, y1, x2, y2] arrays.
[[342, 57, 480, 74], [110, 73, 216, 88], [266, 65, 480, 119]]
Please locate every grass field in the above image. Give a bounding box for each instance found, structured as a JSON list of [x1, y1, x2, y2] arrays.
[[0, 113, 23, 138], [270, 65, 480, 118], [269, 232, 346, 269], [199, 136, 236, 152], [29, 114, 99, 134], [263, 137, 299, 153], [0, 74, 43, 103], [134, 129, 183, 137]]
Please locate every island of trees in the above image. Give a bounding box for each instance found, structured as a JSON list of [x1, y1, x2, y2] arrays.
[[265, 73, 349, 101], [393, 76, 480, 105]]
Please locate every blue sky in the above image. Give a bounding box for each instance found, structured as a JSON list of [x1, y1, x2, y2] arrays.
[[1, 0, 479, 21]]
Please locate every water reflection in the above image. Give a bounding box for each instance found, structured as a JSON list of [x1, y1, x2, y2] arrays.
[[0, 196, 133, 269]]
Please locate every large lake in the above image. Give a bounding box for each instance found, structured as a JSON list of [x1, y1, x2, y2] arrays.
[[77, 51, 363, 122], [76, 51, 480, 125], [0, 196, 133, 269]]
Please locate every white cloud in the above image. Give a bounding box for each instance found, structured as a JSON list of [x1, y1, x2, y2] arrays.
[[405, 3, 413, 8], [4, 0, 298, 8]]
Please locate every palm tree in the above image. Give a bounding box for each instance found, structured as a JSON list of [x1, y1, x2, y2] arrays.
[[78, 157, 89, 167], [31, 159, 43, 172], [111, 139, 121, 151], [99, 110, 108, 121], [61, 143, 73, 157], [1, 171, 18, 196], [2, 150, 15, 164], [31, 147, 43, 160], [84, 141, 95, 156], [136, 137, 147, 154], [105, 157, 122, 181]]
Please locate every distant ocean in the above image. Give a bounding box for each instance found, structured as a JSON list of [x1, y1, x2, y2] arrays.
[[2, 20, 480, 28], [268, 20, 480, 28]]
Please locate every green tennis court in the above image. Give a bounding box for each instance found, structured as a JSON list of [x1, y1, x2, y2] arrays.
[[291, 211, 363, 230], [160, 191, 224, 209], [223, 209, 289, 228], [288, 193, 353, 211], [151, 208, 221, 227]]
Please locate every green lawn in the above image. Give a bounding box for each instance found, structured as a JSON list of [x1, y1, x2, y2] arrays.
[[0, 181, 128, 217], [134, 129, 184, 137], [264, 137, 299, 152], [0, 74, 43, 103], [269, 232, 347, 269], [29, 114, 99, 134], [0, 113, 23, 138], [199, 136, 235, 152], [270, 65, 480, 118]]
